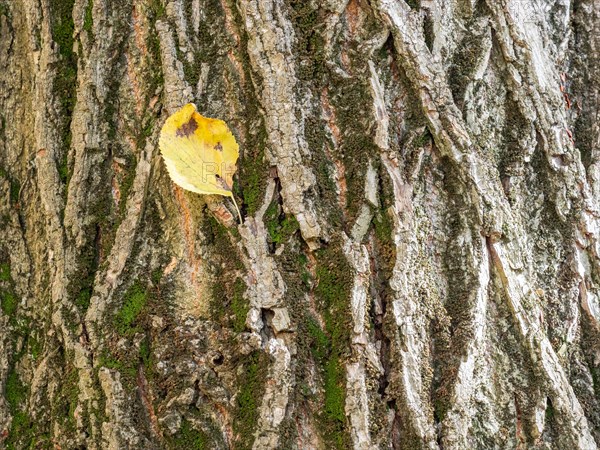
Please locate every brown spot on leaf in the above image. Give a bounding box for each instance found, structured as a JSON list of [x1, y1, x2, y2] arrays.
[[176, 117, 198, 137], [215, 174, 231, 191], [214, 142, 223, 152]]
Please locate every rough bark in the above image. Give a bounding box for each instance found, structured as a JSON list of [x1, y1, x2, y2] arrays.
[[1, 0, 599, 449]]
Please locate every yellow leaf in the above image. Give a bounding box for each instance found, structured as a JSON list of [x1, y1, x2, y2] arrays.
[[159, 103, 242, 222]]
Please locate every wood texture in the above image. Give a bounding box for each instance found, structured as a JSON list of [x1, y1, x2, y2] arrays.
[[0, 0, 599, 448]]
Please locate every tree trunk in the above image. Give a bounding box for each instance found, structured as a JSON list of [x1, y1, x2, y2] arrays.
[[1, 0, 600, 448]]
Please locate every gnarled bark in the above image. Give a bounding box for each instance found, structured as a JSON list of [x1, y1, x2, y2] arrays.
[[1, 0, 599, 449]]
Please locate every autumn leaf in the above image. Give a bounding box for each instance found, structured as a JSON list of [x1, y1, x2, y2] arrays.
[[159, 103, 242, 222]]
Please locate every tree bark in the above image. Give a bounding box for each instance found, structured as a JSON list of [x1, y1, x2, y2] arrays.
[[1, 0, 600, 448]]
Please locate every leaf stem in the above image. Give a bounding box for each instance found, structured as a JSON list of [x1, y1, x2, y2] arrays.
[[231, 195, 242, 224]]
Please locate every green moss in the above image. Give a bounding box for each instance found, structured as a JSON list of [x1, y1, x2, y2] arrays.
[[204, 214, 246, 330], [117, 155, 136, 217], [58, 154, 69, 185], [1, 289, 17, 315], [306, 315, 349, 448], [148, 0, 166, 19], [49, 0, 77, 195], [29, 336, 42, 361], [306, 317, 328, 361], [0, 215, 9, 228], [264, 200, 300, 245], [151, 267, 163, 285], [311, 243, 353, 448], [223, 0, 269, 217], [324, 354, 345, 424], [180, 55, 202, 93], [189, 0, 227, 83], [171, 419, 208, 450], [233, 81, 268, 217], [278, 215, 299, 240], [139, 336, 151, 368], [545, 399, 555, 421], [374, 209, 393, 243], [65, 368, 80, 425], [314, 249, 352, 347], [288, 1, 326, 82], [234, 351, 267, 450], [67, 232, 101, 313], [238, 143, 266, 216], [297, 253, 311, 288], [83, 0, 93, 34], [5, 411, 34, 450], [284, 0, 342, 224], [9, 178, 19, 205], [0, 2, 10, 19], [0, 261, 10, 281], [97, 349, 137, 379], [50, 0, 77, 112], [51, 364, 81, 434], [433, 398, 448, 423], [5, 370, 26, 409], [98, 353, 123, 371], [51, 1, 75, 57], [135, 116, 154, 148], [75, 286, 92, 310], [145, 17, 164, 99], [274, 235, 353, 448], [103, 92, 118, 141], [314, 155, 341, 219], [231, 278, 248, 333], [413, 129, 432, 149], [115, 282, 148, 334], [372, 203, 397, 285], [332, 83, 377, 222], [5, 369, 35, 449]]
